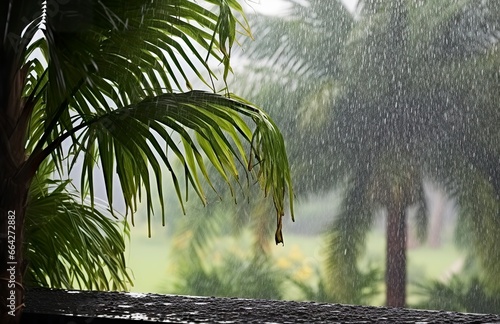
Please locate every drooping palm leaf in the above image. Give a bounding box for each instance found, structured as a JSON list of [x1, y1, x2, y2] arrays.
[[14, 1, 293, 244]]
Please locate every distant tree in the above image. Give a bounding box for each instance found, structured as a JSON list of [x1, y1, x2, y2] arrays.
[[235, 0, 500, 307], [0, 1, 293, 322], [339, 0, 500, 306]]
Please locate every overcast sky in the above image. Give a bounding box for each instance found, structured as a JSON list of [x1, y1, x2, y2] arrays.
[[247, 0, 357, 15]]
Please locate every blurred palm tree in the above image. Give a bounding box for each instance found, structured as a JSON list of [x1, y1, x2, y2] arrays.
[[235, 0, 500, 307], [0, 1, 294, 322]]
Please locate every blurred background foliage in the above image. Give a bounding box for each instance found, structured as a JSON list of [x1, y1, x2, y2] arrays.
[[123, 0, 500, 314]]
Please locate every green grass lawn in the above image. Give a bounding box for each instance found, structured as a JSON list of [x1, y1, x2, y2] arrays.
[[125, 224, 464, 306], [125, 224, 173, 293]]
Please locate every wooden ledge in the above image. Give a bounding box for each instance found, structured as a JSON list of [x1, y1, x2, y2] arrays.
[[20, 287, 500, 323]]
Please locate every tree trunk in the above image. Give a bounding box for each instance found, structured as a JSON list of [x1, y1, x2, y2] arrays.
[[385, 199, 407, 308], [0, 41, 31, 324], [0, 176, 30, 324], [0, 102, 30, 323]]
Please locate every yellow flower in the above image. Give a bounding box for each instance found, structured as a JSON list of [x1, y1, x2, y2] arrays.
[[276, 257, 291, 269], [294, 265, 313, 281], [289, 244, 305, 262]]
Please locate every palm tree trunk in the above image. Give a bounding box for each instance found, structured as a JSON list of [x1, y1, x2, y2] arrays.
[[0, 177, 29, 324], [0, 47, 30, 324], [0, 112, 30, 324], [385, 199, 407, 307]]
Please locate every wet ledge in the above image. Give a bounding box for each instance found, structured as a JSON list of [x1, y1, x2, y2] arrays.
[[21, 287, 500, 323]]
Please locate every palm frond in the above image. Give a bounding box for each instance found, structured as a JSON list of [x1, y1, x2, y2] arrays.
[[16, 1, 293, 244], [22, 0, 251, 166], [25, 161, 132, 291], [40, 91, 293, 243]]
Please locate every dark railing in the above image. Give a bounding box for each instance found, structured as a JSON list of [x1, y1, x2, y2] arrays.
[[20, 287, 500, 323]]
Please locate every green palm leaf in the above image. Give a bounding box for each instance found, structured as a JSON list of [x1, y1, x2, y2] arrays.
[[25, 161, 132, 291], [14, 0, 293, 245], [3, 0, 294, 320], [65, 91, 292, 243]]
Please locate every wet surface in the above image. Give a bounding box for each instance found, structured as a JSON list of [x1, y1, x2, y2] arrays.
[[22, 287, 500, 323]]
